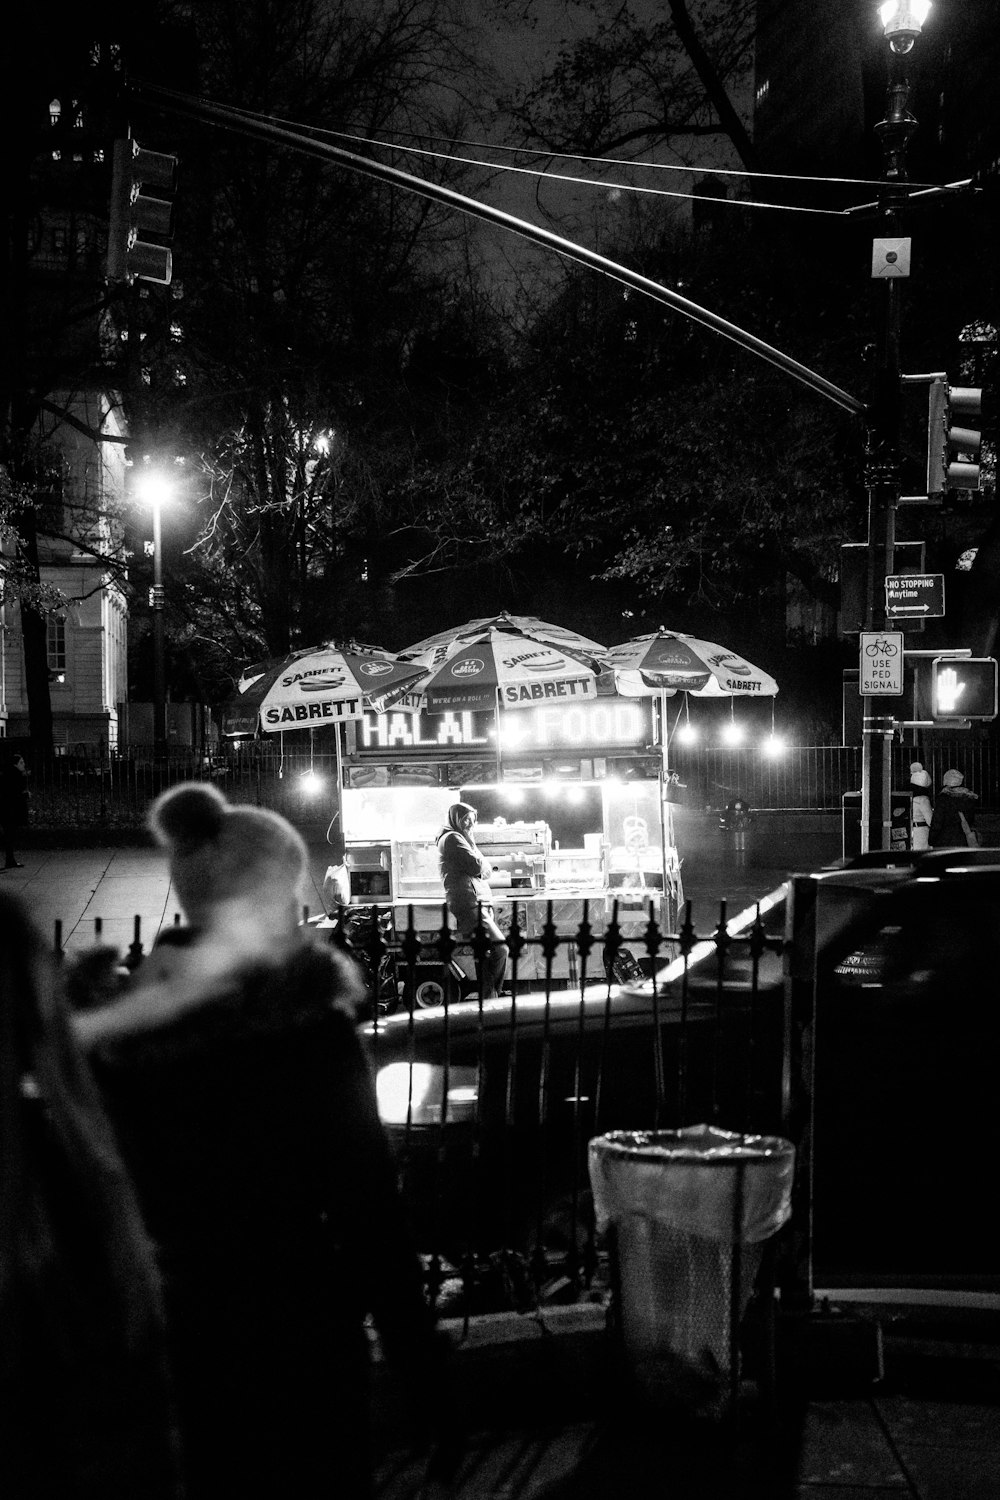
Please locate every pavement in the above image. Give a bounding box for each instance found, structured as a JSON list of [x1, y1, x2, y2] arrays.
[[373, 1334, 1000, 1498], [2, 827, 803, 964], [2, 840, 338, 961]]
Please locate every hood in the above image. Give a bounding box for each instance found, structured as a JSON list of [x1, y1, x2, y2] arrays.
[[941, 785, 978, 803]]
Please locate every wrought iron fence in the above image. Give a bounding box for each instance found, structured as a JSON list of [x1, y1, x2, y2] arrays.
[[668, 739, 999, 811], [56, 876, 1000, 1329], [58, 894, 787, 1319], [19, 737, 997, 832]]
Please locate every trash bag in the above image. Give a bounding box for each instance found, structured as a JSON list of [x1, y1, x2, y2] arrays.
[[590, 1126, 795, 1415]]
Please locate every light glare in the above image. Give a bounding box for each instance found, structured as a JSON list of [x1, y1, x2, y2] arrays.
[[134, 471, 174, 509]]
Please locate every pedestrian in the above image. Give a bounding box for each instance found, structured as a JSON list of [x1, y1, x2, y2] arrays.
[[436, 801, 509, 999], [0, 748, 29, 869], [0, 890, 182, 1499], [719, 795, 755, 871], [908, 762, 933, 851], [929, 767, 979, 848], [73, 783, 442, 1500]]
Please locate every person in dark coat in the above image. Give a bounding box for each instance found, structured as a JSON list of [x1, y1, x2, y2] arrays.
[[0, 891, 182, 1499], [74, 783, 440, 1500], [928, 768, 979, 848], [436, 801, 508, 998], [0, 750, 29, 869]]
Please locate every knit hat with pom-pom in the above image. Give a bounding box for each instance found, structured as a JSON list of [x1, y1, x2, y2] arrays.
[[148, 783, 307, 924]]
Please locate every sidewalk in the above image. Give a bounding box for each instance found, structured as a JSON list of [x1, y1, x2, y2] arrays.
[[374, 1336, 1000, 1498], [3, 840, 337, 959], [4, 825, 807, 962]]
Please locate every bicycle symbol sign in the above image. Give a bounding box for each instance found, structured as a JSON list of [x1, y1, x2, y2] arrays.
[[860, 632, 904, 695]]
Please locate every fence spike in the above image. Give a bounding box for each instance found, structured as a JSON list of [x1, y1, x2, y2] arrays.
[[124, 914, 145, 971]]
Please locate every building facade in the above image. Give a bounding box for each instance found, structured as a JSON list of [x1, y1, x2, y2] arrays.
[[1, 390, 129, 753]]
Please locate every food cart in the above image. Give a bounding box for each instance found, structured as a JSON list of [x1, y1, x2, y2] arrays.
[[335, 693, 682, 996]]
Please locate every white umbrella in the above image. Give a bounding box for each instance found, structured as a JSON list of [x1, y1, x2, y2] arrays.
[[227, 641, 426, 734], [603, 630, 778, 699], [393, 613, 608, 714], [601, 631, 777, 917]]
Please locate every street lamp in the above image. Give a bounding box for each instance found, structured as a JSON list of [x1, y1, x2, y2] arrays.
[[134, 470, 173, 765], [860, 0, 930, 852], [878, 0, 931, 53]]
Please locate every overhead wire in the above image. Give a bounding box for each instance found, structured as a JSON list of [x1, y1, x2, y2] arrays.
[[181, 93, 968, 218], [133, 80, 866, 415], [211, 97, 950, 193]]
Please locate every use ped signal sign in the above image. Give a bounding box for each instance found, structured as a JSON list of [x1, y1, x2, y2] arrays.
[[860, 633, 904, 695]]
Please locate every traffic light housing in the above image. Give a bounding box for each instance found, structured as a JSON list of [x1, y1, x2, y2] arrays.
[[107, 138, 177, 285], [926, 377, 982, 497], [930, 656, 997, 721]]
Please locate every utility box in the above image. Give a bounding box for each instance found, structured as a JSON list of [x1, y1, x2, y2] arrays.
[[842, 789, 912, 859]]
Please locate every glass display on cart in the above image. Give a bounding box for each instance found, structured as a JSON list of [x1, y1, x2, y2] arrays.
[[341, 785, 453, 842], [471, 819, 549, 890], [343, 844, 391, 902], [392, 840, 445, 904], [603, 779, 665, 896]]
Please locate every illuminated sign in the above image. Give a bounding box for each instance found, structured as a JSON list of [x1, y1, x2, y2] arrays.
[[500, 699, 650, 752], [357, 710, 491, 752], [930, 657, 998, 721], [354, 699, 652, 757]]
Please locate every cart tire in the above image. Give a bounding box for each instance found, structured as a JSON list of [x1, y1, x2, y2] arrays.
[[414, 977, 447, 1008]]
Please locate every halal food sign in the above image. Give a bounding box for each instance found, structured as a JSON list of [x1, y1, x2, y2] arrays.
[[358, 699, 652, 755]]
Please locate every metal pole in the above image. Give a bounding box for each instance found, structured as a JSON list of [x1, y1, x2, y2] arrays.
[[861, 38, 918, 852], [152, 499, 167, 765]]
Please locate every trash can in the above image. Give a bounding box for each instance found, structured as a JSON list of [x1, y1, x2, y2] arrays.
[[589, 1125, 795, 1417]]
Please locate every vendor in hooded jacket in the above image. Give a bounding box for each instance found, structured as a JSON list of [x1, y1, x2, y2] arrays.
[[436, 803, 508, 998]]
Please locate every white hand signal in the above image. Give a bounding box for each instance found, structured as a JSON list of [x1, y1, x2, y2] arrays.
[[937, 667, 965, 713]]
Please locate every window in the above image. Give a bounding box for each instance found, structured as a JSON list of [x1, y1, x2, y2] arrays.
[[47, 616, 67, 681]]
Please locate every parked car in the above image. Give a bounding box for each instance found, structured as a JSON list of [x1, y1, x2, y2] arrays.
[[783, 853, 1000, 1299], [361, 851, 1000, 1305]]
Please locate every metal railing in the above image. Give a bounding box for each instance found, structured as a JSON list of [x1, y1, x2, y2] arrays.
[[669, 740, 999, 811], [57, 895, 788, 1318], [58, 882, 1000, 1328], [18, 737, 997, 832]]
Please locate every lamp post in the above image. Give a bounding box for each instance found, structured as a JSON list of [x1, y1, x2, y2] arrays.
[[135, 471, 173, 765], [860, 0, 931, 853]]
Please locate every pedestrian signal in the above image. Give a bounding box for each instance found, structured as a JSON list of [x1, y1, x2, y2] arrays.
[[930, 657, 997, 721]]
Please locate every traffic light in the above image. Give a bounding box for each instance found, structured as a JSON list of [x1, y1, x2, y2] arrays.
[[107, 137, 177, 285], [926, 377, 982, 497], [930, 656, 997, 722]]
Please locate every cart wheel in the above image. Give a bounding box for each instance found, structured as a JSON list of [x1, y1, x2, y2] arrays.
[[414, 977, 447, 1008]]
